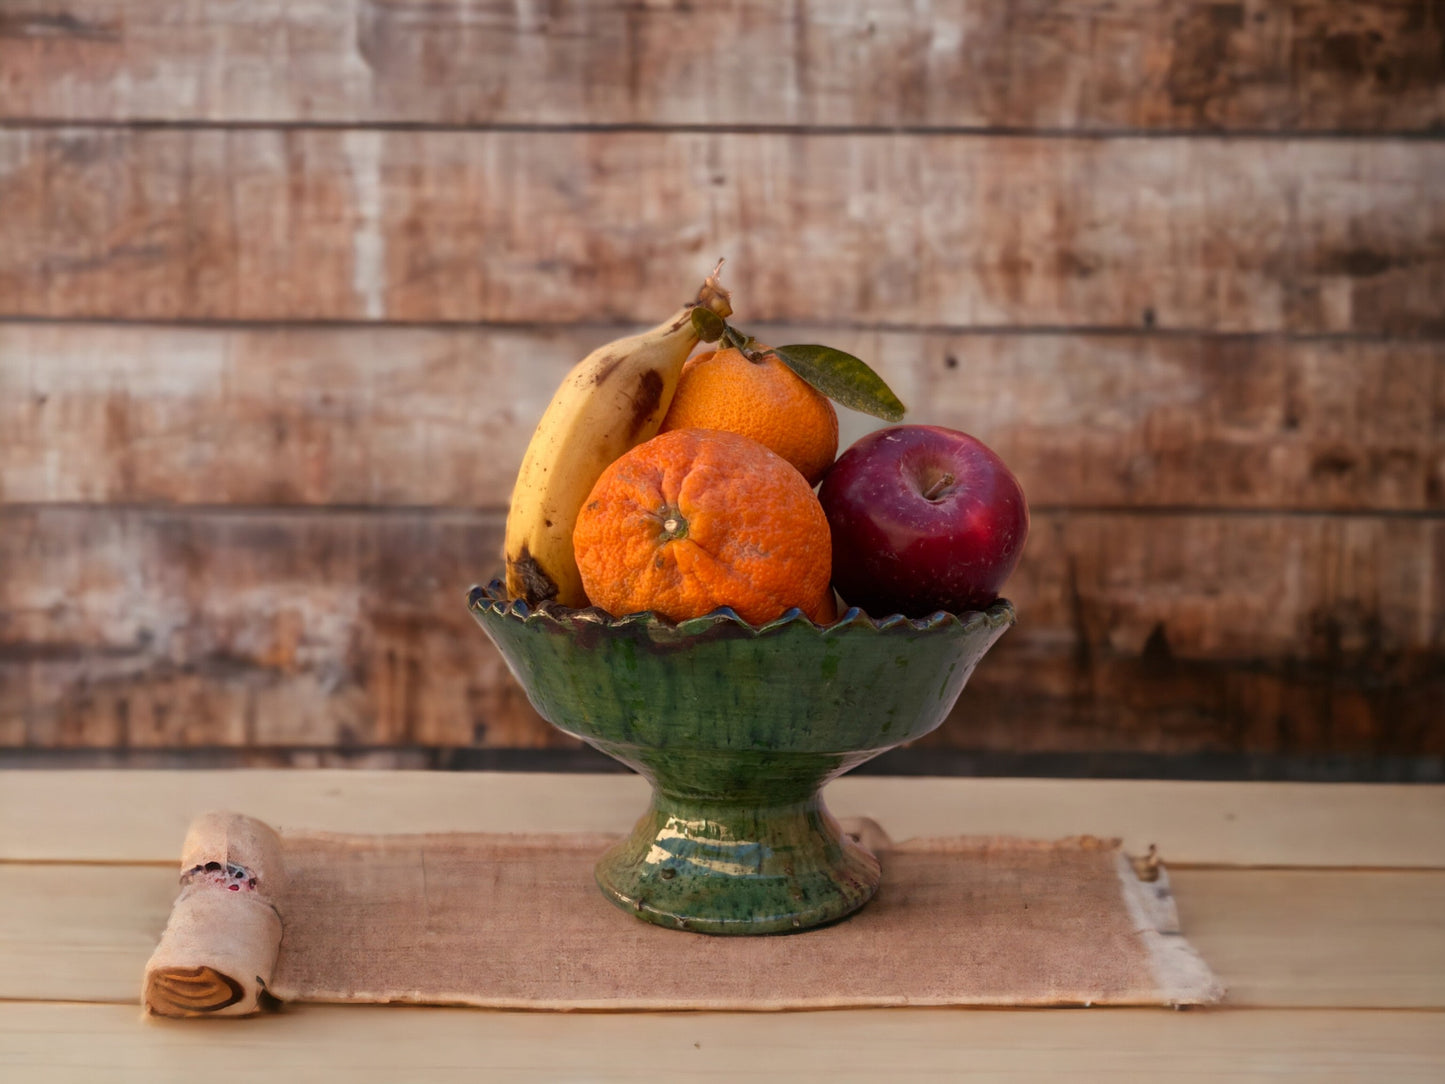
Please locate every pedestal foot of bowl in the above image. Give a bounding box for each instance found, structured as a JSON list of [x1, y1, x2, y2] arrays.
[[594, 790, 881, 935]]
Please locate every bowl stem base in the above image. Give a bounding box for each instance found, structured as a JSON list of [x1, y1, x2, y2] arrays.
[[593, 788, 882, 935]]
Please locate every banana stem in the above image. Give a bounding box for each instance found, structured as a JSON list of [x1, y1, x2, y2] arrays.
[[694, 261, 733, 321]]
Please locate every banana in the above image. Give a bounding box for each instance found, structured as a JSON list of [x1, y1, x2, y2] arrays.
[[504, 268, 733, 607]]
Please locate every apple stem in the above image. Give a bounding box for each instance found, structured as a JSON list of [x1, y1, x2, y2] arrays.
[[921, 473, 956, 501]]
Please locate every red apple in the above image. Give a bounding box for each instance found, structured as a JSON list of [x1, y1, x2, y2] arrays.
[[818, 425, 1029, 618]]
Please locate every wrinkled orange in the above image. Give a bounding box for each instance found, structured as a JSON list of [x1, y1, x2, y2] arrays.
[[574, 428, 836, 625], [659, 347, 839, 485]]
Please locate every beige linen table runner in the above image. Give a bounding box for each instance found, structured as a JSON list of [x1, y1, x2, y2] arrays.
[[143, 811, 1223, 1016]]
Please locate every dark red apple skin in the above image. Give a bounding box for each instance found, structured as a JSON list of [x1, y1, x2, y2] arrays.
[[818, 425, 1029, 618]]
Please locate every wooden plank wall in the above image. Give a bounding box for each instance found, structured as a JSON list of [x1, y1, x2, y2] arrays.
[[1, 1, 1442, 776]]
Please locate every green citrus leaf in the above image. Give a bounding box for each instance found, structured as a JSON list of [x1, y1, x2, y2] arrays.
[[770, 344, 906, 422], [691, 306, 726, 343]]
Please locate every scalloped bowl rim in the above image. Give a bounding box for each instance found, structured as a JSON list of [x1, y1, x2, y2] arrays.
[[467, 579, 1016, 640]]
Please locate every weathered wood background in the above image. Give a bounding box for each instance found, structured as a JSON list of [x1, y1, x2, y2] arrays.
[[1, 0, 1442, 777]]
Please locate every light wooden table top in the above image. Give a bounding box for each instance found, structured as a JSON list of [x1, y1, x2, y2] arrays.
[[2, 771, 1442, 1082]]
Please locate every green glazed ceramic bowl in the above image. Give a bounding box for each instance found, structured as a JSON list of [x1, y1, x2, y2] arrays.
[[467, 580, 1014, 935]]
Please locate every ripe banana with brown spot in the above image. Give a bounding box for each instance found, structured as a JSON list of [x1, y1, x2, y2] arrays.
[[504, 270, 733, 608]]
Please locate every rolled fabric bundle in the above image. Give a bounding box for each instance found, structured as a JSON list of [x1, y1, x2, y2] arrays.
[[143, 812, 286, 1017]]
